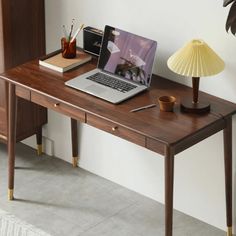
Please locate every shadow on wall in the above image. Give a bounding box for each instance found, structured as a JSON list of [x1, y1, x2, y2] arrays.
[[45, 0, 64, 52], [154, 49, 192, 89]]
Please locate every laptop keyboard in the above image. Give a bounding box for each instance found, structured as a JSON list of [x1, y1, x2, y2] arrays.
[[86, 73, 137, 93]]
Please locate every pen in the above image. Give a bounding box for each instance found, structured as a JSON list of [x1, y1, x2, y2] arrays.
[[70, 24, 84, 43], [130, 103, 156, 113], [62, 25, 69, 40], [68, 19, 75, 41]]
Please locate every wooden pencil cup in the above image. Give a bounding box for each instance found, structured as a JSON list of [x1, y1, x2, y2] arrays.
[[61, 37, 76, 58], [158, 96, 176, 112]]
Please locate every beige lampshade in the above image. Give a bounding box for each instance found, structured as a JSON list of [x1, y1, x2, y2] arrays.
[[167, 39, 225, 77]]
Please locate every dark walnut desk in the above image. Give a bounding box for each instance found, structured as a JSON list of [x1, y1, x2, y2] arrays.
[[1, 56, 236, 236]]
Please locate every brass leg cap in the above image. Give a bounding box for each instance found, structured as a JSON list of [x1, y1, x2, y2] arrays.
[[8, 189, 14, 201], [227, 227, 232, 236], [37, 144, 43, 156], [72, 156, 79, 168]]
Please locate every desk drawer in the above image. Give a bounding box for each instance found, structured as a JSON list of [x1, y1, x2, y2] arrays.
[[31, 92, 85, 122], [87, 114, 145, 147]]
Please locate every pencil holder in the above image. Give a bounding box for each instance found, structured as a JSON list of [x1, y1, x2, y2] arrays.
[[61, 37, 76, 58], [158, 96, 176, 112]]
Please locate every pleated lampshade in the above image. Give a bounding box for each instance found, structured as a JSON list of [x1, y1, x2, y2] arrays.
[[167, 39, 225, 114], [167, 39, 225, 77]]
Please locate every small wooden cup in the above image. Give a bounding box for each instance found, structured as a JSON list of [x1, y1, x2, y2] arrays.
[[158, 96, 176, 112], [61, 37, 76, 58]]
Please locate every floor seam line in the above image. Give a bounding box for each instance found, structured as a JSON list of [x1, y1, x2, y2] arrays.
[[78, 202, 137, 235]]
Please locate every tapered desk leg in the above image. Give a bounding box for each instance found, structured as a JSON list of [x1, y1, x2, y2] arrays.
[[36, 127, 43, 156], [8, 83, 17, 201], [164, 146, 175, 236], [223, 117, 233, 236], [71, 118, 78, 167]]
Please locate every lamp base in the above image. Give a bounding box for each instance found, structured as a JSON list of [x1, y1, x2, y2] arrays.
[[180, 100, 210, 114]]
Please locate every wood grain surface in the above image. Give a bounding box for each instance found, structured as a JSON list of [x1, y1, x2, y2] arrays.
[[1, 58, 236, 152]]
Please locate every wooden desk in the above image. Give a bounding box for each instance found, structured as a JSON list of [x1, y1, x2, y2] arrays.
[[1, 56, 236, 236]]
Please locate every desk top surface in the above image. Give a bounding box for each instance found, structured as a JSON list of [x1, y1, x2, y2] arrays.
[[1, 56, 236, 147]]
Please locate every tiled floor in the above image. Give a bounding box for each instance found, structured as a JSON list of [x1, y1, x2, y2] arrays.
[[0, 143, 226, 236]]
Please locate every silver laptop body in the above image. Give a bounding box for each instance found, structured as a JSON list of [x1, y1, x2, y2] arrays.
[[65, 25, 157, 104]]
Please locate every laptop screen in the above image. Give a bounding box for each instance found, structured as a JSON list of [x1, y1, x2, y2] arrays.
[[98, 25, 157, 86]]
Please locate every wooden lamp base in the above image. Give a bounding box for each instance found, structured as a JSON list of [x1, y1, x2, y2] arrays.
[[180, 100, 210, 114], [180, 77, 210, 114]]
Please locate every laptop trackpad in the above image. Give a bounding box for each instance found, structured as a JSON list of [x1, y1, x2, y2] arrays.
[[85, 85, 106, 94]]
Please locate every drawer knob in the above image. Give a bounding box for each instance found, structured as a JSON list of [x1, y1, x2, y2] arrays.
[[54, 103, 60, 108], [112, 126, 118, 131]]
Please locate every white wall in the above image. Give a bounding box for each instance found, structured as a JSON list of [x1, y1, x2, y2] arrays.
[[24, 0, 236, 232]]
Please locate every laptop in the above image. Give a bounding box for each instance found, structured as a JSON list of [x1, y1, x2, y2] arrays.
[[65, 25, 157, 104]]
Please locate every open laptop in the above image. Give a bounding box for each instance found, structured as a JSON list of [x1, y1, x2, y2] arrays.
[[65, 25, 157, 104]]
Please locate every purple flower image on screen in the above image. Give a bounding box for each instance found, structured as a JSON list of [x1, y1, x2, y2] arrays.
[[100, 27, 157, 86]]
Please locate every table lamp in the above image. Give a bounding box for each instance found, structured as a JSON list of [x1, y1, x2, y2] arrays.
[[167, 39, 225, 113]]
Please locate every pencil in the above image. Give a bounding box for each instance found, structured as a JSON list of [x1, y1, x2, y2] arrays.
[[130, 104, 156, 113]]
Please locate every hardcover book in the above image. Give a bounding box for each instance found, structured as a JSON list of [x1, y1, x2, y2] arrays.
[[39, 50, 92, 72]]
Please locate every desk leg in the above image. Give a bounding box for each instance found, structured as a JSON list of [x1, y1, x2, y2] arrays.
[[164, 146, 175, 236], [8, 83, 17, 201], [71, 118, 78, 167], [223, 117, 233, 236], [36, 127, 43, 156]]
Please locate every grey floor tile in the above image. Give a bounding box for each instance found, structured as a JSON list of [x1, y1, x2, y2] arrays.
[[172, 221, 226, 236], [0, 142, 228, 236], [24, 209, 84, 236], [80, 217, 141, 236], [81, 201, 226, 236], [38, 180, 137, 230], [0, 196, 83, 236], [100, 199, 165, 236]]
